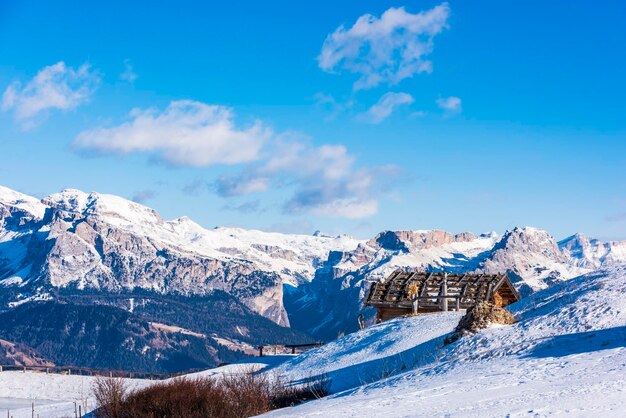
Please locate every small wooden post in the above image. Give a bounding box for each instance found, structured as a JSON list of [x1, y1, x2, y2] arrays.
[[455, 297, 460, 311], [78, 405, 82, 418], [441, 273, 448, 312], [407, 281, 419, 315], [357, 313, 365, 330], [31, 402, 34, 418], [258, 346, 264, 357]]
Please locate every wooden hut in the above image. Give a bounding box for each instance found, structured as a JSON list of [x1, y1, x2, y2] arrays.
[[364, 270, 520, 322]]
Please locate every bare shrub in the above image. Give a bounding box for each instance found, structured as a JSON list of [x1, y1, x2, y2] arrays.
[[93, 372, 330, 417], [93, 376, 128, 418], [222, 373, 273, 417], [122, 377, 230, 418]]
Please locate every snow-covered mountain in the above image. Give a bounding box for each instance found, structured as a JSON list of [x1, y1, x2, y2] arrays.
[[559, 232, 626, 268], [1, 184, 625, 367], [285, 226, 624, 339], [0, 186, 360, 327]]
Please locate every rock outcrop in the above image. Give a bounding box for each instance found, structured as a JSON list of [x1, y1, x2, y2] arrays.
[[445, 302, 516, 345]]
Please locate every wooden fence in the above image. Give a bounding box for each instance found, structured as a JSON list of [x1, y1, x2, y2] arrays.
[[0, 363, 194, 380], [256, 342, 325, 357], [0, 341, 324, 378]]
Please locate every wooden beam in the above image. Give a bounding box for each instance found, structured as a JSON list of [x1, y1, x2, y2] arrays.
[[485, 282, 493, 302], [382, 278, 396, 303], [441, 273, 448, 311], [364, 281, 378, 305], [420, 272, 433, 297]]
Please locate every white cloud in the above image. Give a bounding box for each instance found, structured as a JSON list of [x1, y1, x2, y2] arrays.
[[436, 96, 462, 113], [216, 139, 398, 219], [284, 181, 380, 219], [313, 92, 354, 120], [308, 198, 378, 219], [222, 200, 263, 214], [119, 59, 138, 83], [75, 99, 395, 219], [73, 100, 270, 167], [266, 219, 316, 235], [1, 61, 100, 128], [131, 190, 156, 204], [261, 142, 355, 181], [318, 3, 450, 90], [215, 174, 270, 196], [361, 92, 414, 123]]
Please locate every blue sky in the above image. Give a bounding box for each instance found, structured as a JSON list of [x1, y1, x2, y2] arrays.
[[1, 1, 625, 240]]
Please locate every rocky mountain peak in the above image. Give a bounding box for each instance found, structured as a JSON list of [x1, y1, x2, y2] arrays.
[[492, 227, 561, 255], [43, 189, 163, 227], [559, 232, 626, 268], [369, 229, 476, 252], [559, 233, 592, 254], [0, 185, 46, 220]]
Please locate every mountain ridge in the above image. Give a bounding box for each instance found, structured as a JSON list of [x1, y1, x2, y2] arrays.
[[1, 185, 625, 368]]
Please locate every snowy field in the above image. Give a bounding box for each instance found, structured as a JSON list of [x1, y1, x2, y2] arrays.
[[2, 265, 625, 417], [0, 371, 151, 418], [264, 346, 625, 417], [264, 265, 626, 417], [0, 356, 291, 417], [263, 312, 463, 393]]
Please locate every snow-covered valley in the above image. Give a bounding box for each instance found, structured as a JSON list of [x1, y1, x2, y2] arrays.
[[1, 264, 625, 417]]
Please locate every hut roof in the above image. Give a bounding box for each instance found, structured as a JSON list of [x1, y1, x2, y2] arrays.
[[364, 270, 520, 310]]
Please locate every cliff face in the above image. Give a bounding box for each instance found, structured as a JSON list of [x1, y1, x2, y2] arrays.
[[368, 230, 476, 252]]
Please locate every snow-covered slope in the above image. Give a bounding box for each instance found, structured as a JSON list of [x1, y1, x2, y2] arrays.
[[2, 265, 625, 417], [265, 264, 626, 417], [0, 185, 46, 219], [264, 312, 463, 393]]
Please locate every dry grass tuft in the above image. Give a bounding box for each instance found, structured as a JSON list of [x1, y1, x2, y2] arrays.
[[93, 372, 329, 418]]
